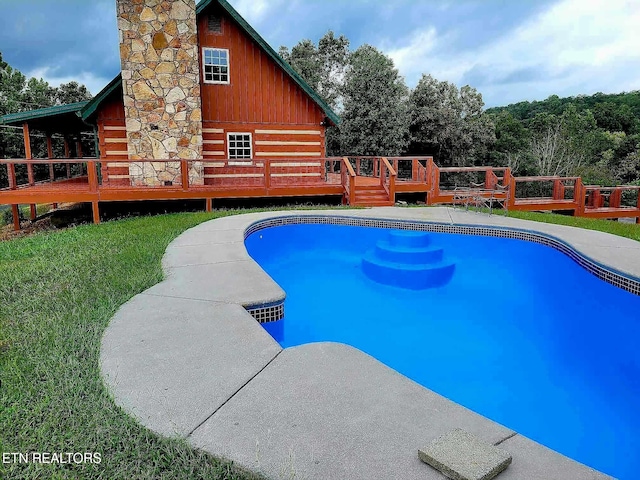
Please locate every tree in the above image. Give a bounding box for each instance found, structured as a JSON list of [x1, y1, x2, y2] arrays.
[[280, 31, 349, 113], [488, 110, 532, 173], [408, 74, 495, 166], [526, 105, 599, 176], [592, 102, 637, 134], [55, 81, 92, 105], [280, 40, 321, 91], [280, 31, 350, 155], [338, 45, 409, 156]]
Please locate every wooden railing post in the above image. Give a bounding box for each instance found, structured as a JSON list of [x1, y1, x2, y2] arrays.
[[412, 158, 418, 181], [356, 157, 361, 176], [22, 123, 37, 220], [508, 173, 517, 209], [46, 135, 58, 209], [574, 178, 584, 215], [610, 187, 622, 208], [552, 179, 564, 200], [342, 157, 356, 205], [88, 160, 99, 193], [382, 157, 396, 203], [180, 160, 189, 191]]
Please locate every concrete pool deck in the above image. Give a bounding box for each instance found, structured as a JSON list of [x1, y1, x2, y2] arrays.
[[100, 207, 638, 479]]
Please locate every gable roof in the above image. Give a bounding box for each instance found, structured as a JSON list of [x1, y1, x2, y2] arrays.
[[1, 101, 89, 126], [0, 101, 91, 134], [79, 75, 122, 122], [81, 0, 340, 125]]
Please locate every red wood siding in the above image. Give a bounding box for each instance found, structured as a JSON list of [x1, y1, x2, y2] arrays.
[[96, 92, 128, 185], [202, 121, 326, 186], [197, 4, 326, 127]]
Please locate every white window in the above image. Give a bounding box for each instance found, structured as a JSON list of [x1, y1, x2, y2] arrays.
[[203, 48, 229, 84], [227, 133, 252, 159]]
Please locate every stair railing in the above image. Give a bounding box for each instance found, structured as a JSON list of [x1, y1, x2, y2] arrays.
[[381, 157, 397, 203], [342, 157, 356, 205]]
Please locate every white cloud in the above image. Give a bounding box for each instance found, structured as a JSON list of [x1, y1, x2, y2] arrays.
[[232, 0, 280, 23], [26, 67, 112, 97], [382, 0, 640, 106]]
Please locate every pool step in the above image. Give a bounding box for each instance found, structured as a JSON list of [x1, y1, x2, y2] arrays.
[[375, 241, 444, 264], [388, 231, 432, 248], [362, 231, 455, 289]]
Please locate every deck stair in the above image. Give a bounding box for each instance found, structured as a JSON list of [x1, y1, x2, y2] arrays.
[[362, 231, 455, 289], [352, 177, 394, 206]]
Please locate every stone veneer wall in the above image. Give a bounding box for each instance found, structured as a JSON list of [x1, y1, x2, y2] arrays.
[[116, 0, 203, 186]]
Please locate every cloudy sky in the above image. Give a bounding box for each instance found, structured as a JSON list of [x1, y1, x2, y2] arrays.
[[1, 0, 639, 108]]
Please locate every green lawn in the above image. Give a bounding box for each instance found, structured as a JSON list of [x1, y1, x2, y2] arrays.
[[503, 210, 640, 242], [0, 211, 264, 480], [0, 206, 637, 479]]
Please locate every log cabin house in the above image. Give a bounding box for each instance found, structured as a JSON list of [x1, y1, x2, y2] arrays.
[[2, 0, 640, 228]]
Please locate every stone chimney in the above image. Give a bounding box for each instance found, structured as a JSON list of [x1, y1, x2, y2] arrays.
[[116, 0, 203, 186]]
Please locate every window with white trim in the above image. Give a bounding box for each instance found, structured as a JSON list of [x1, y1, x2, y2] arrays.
[[227, 133, 252, 159], [203, 48, 229, 84]]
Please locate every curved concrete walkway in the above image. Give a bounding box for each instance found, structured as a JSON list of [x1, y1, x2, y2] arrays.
[[100, 207, 638, 479]]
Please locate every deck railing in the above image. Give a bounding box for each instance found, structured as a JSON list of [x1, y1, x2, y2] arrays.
[[342, 157, 356, 205], [429, 165, 511, 205], [509, 176, 583, 211], [380, 157, 396, 200], [2, 157, 640, 228]]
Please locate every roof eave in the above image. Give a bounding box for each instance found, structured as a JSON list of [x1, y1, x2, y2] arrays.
[[80, 74, 122, 121], [0, 101, 89, 126]]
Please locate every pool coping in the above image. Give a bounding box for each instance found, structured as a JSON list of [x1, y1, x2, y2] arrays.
[[100, 207, 634, 479]]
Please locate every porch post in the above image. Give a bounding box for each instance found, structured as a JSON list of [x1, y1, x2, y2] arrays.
[[46, 134, 57, 209], [7, 162, 20, 231], [64, 137, 71, 177], [76, 135, 84, 176], [23, 123, 37, 220]]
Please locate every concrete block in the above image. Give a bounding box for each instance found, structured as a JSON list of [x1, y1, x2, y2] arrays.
[[418, 429, 511, 480]]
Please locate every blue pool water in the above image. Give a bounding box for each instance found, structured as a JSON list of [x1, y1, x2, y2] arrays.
[[245, 223, 640, 479]]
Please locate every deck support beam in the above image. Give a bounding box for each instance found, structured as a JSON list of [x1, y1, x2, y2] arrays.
[[23, 123, 37, 220], [91, 201, 100, 225], [205, 198, 212, 212]]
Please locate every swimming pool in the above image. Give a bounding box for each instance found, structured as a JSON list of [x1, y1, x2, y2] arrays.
[[245, 223, 640, 479]]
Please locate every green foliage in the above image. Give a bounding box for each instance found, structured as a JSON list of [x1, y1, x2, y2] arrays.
[[408, 75, 495, 166], [279, 31, 349, 113], [486, 91, 640, 183], [339, 45, 409, 156], [487, 111, 532, 172], [279, 32, 349, 155], [486, 91, 640, 127]]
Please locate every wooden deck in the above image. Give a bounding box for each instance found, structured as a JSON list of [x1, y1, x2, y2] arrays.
[[2, 156, 640, 229]]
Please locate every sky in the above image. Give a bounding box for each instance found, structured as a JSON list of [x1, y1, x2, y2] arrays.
[[0, 0, 639, 109]]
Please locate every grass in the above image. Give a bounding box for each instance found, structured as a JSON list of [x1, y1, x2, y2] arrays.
[[502, 210, 640, 242], [1, 204, 52, 227], [0, 204, 637, 479], [0, 210, 266, 480]]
